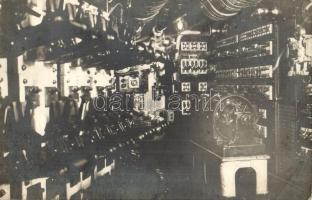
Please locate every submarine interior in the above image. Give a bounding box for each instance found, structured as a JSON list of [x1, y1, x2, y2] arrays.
[[0, 0, 311, 199]]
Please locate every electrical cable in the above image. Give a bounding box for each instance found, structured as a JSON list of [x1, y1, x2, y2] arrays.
[[206, 0, 238, 17], [132, 0, 168, 23], [200, 0, 238, 21], [200, 0, 262, 21], [220, 0, 242, 12]]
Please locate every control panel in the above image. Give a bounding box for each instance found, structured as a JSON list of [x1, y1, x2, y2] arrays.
[[208, 17, 291, 167], [180, 58, 209, 75], [216, 65, 273, 79], [216, 24, 273, 48]]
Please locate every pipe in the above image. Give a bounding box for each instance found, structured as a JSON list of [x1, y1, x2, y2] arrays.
[[175, 30, 202, 51]]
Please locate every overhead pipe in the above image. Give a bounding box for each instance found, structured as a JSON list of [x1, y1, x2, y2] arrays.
[[175, 30, 206, 51], [175, 30, 210, 60]]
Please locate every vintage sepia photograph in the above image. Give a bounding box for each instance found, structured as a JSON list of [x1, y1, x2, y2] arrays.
[[0, 0, 311, 199]]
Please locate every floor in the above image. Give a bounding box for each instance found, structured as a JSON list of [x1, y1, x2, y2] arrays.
[[84, 118, 311, 200]]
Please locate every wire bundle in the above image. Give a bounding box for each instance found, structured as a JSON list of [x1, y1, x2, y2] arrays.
[[200, 0, 262, 21], [131, 0, 168, 23]]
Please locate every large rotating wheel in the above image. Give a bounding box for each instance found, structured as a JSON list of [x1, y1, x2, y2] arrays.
[[212, 95, 258, 145]]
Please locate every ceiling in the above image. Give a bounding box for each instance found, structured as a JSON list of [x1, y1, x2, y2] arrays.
[[0, 0, 309, 68]]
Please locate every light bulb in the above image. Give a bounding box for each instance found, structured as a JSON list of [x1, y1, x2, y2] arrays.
[[138, 46, 145, 51], [271, 8, 280, 15], [177, 20, 184, 31]]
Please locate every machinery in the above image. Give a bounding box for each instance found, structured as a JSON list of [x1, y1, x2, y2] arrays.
[[211, 95, 260, 146], [0, 0, 311, 199]]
